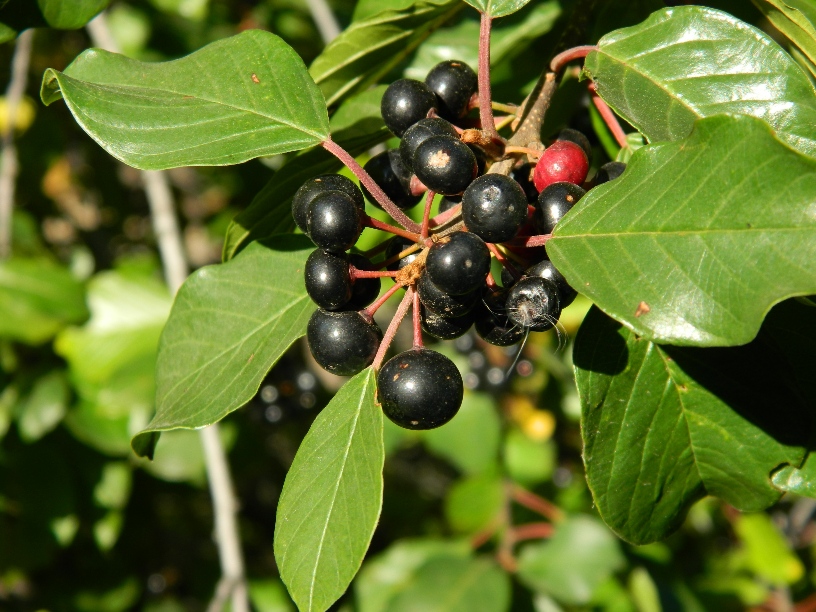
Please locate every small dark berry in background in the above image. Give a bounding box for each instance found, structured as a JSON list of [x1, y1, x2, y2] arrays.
[[385, 236, 420, 272], [292, 175, 364, 233], [462, 174, 528, 243], [526, 258, 576, 308], [425, 60, 478, 121], [533, 140, 589, 192], [510, 162, 539, 203], [400, 118, 458, 170], [362, 150, 421, 210], [378, 348, 463, 430], [307, 309, 382, 376], [413, 135, 477, 195], [426, 231, 490, 295], [305, 250, 352, 310], [438, 194, 462, 214], [381, 78, 437, 137], [555, 128, 592, 162], [475, 288, 526, 346], [535, 181, 586, 235], [505, 276, 561, 332], [306, 190, 362, 252], [421, 306, 475, 340], [595, 161, 627, 185], [347, 253, 381, 310], [418, 273, 479, 318]]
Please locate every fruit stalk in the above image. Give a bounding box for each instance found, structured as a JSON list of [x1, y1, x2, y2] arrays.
[[549, 44, 597, 73], [588, 82, 629, 149], [363, 281, 404, 317], [364, 216, 421, 242], [478, 13, 499, 140], [412, 288, 423, 348], [371, 287, 415, 370], [420, 190, 435, 239]]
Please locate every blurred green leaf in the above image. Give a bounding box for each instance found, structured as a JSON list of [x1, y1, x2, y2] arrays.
[[75, 577, 140, 612], [249, 578, 296, 612], [15, 369, 68, 442], [733, 513, 804, 586], [42, 31, 329, 170], [503, 429, 555, 486], [462, 0, 532, 18], [93, 510, 123, 552], [423, 391, 500, 475], [628, 568, 660, 612], [574, 306, 810, 544], [149, 0, 209, 21], [0, 257, 88, 345], [753, 0, 816, 76], [93, 462, 132, 510], [38, 0, 109, 28], [517, 516, 625, 605], [355, 539, 470, 612], [275, 368, 383, 612], [548, 115, 816, 347], [584, 6, 816, 156], [444, 472, 503, 533], [140, 425, 235, 485], [133, 236, 313, 458]]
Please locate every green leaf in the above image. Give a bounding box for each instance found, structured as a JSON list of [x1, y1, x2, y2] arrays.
[[772, 453, 816, 497], [574, 306, 811, 544], [584, 6, 816, 156], [385, 555, 510, 612], [133, 236, 314, 458], [462, 0, 532, 19], [0, 257, 88, 345], [275, 368, 383, 612], [309, 0, 462, 107], [15, 370, 69, 443], [733, 513, 804, 585], [42, 30, 329, 170], [503, 429, 555, 486], [548, 114, 816, 347], [38, 0, 109, 28], [517, 516, 625, 605], [753, 0, 816, 74], [444, 472, 503, 533], [93, 462, 132, 510], [223, 86, 390, 260]]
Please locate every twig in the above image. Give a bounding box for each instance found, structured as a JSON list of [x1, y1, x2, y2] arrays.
[[87, 14, 248, 612], [0, 29, 34, 259], [303, 0, 341, 44], [550, 45, 597, 73], [478, 13, 499, 140]]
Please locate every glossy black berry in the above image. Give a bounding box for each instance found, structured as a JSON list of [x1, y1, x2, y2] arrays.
[[425, 60, 478, 121], [307, 190, 362, 252], [438, 195, 461, 214], [526, 258, 576, 308], [385, 236, 420, 272], [595, 161, 627, 185], [307, 309, 382, 376], [381, 79, 437, 137], [399, 118, 458, 170], [347, 253, 381, 310], [510, 162, 539, 203], [361, 150, 421, 210], [426, 231, 490, 295], [413, 135, 477, 196], [535, 182, 586, 235], [556, 128, 592, 162], [475, 289, 526, 346], [418, 273, 479, 318], [462, 174, 528, 243], [377, 348, 463, 430], [421, 306, 475, 340], [505, 276, 561, 332], [292, 175, 364, 233], [305, 250, 352, 310]]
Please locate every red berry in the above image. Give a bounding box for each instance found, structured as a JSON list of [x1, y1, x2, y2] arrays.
[[533, 141, 589, 192]]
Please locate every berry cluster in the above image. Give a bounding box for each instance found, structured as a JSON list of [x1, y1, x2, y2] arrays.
[[295, 59, 626, 432]]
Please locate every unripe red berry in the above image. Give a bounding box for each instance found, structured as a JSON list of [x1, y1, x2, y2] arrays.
[[533, 140, 589, 192]]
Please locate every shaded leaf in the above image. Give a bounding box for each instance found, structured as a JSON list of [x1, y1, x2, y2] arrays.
[[584, 6, 816, 156], [753, 0, 816, 75], [733, 513, 804, 585], [548, 114, 816, 347], [463, 0, 532, 19], [42, 30, 329, 170], [133, 236, 314, 458], [38, 0, 109, 28], [574, 306, 810, 544], [503, 429, 556, 486], [444, 472, 503, 533], [275, 368, 383, 612]]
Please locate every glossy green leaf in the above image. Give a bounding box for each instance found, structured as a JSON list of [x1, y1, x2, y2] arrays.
[[584, 6, 816, 156], [0, 257, 88, 345], [39, 0, 109, 28], [548, 114, 816, 347], [574, 306, 810, 544], [463, 0, 532, 18], [753, 0, 816, 75], [15, 370, 68, 443], [275, 368, 383, 612], [773, 453, 816, 498], [223, 86, 389, 260], [309, 0, 461, 107], [386, 556, 510, 612], [133, 236, 314, 458], [517, 516, 625, 605], [444, 472, 503, 533], [42, 30, 329, 170]]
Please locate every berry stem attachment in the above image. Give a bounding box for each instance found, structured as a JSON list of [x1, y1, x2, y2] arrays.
[[478, 13, 499, 141], [510, 485, 564, 521], [322, 138, 422, 232], [412, 288, 423, 348], [363, 281, 404, 318], [588, 82, 629, 149], [364, 216, 421, 242], [351, 268, 399, 279], [486, 242, 522, 280], [420, 190, 435, 239], [549, 45, 597, 73], [486, 272, 498, 290], [371, 287, 415, 371]]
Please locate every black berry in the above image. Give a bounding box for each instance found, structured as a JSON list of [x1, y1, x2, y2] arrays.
[[595, 161, 627, 185], [475, 289, 526, 346], [510, 162, 539, 203], [438, 195, 461, 214], [381, 79, 437, 137], [305, 250, 352, 310], [377, 348, 463, 430], [462, 174, 528, 242], [361, 150, 421, 210], [413, 135, 477, 195], [505, 276, 561, 332], [556, 128, 592, 162], [385, 236, 420, 272], [425, 60, 478, 121], [418, 273, 479, 318], [526, 258, 576, 308], [400, 118, 458, 170], [535, 182, 586, 235], [421, 306, 475, 340], [426, 231, 490, 295], [347, 253, 381, 310], [292, 175, 364, 233], [307, 309, 382, 376], [307, 190, 362, 252]]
